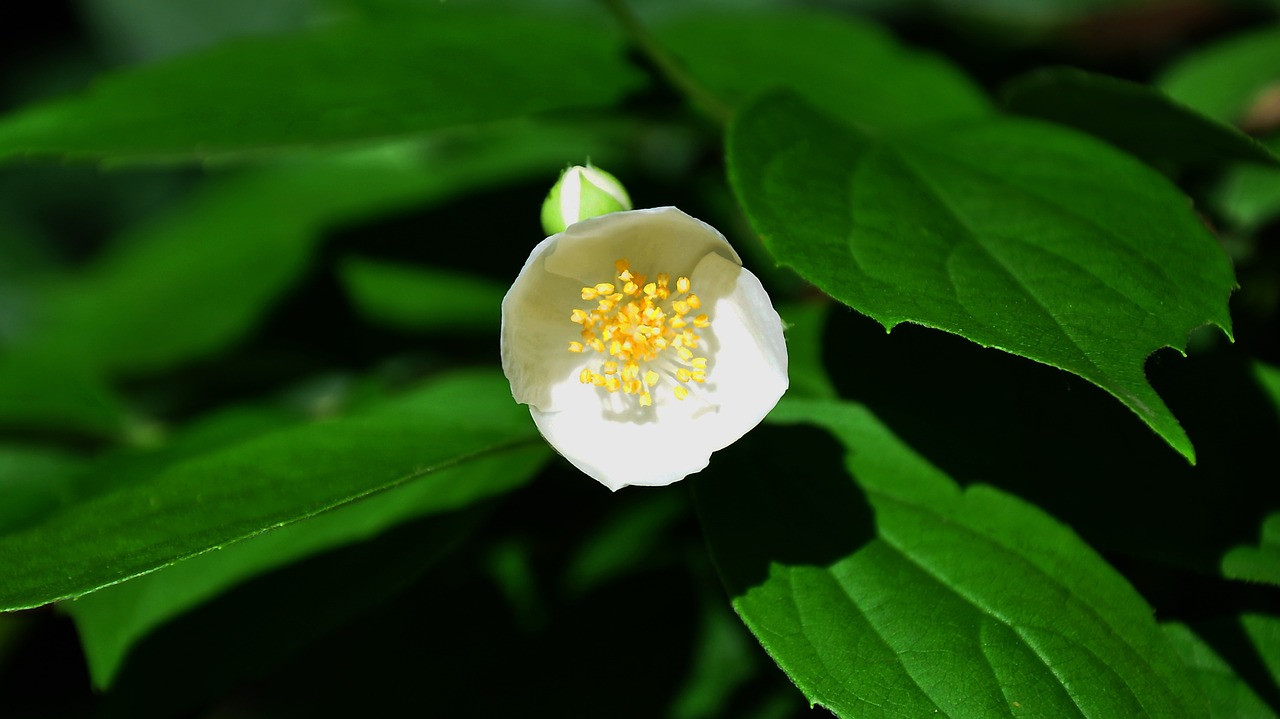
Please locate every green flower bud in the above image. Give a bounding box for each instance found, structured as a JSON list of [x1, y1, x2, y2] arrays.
[[540, 164, 632, 235]]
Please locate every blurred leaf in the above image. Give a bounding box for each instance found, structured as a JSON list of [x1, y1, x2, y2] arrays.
[[0, 370, 545, 611], [1220, 363, 1280, 586], [669, 600, 759, 719], [776, 301, 836, 400], [1222, 513, 1280, 587], [90, 509, 482, 719], [729, 92, 1235, 463], [1003, 67, 1280, 168], [561, 491, 687, 597], [25, 123, 622, 377], [1163, 623, 1278, 719], [0, 446, 83, 534], [338, 256, 506, 333], [0, 9, 645, 164], [1244, 614, 1280, 688], [696, 404, 1204, 718], [1159, 24, 1280, 125], [0, 351, 130, 437], [656, 9, 991, 132], [1213, 135, 1280, 232], [82, 0, 316, 63], [67, 440, 545, 688]]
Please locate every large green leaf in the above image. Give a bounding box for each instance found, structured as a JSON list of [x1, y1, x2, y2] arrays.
[[728, 92, 1235, 462], [0, 370, 544, 611], [1163, 623, 1278, 718], [1159, 24, 1280, 125], [695, 399, 1204, 718], [1003, 67, 1279, 168], [67, 441, 545, 688], [0, 9, 644, 164], [656, 9, 990, 131]]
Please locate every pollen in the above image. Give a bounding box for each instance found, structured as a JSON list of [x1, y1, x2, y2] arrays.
[[568, 258, 711, 405]]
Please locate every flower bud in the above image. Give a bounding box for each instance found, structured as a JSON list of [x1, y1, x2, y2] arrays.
[[540, 164, 632, 235]]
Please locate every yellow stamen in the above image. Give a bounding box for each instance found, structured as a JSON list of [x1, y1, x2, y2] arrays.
[[567, 258, 714, 407]]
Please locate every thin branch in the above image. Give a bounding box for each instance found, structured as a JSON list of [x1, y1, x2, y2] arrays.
[[599, 0, 733, 127]]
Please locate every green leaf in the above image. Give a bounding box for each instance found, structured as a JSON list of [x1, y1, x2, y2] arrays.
[[1163, 623, 1278, 718], [656, 9, 990, 131], [67, 440, 545, 688], [0, 446, 83, 534], [1159, 24, 1280, 125], [87, 510, 480, 717], [1243, 614, 1280, 689], [26, 124, 619, 376], [1003, 67, 1280, 168], [0, 370, 545, 611], [1213, 136, 1280, 232], [0, 351, 130, 437], [1222, 513, 1280, 587], [696, 399, 1204, 718], [728, 92, 1235, 462], [338, 256, 506, 333], [0, 9, 644, 164]]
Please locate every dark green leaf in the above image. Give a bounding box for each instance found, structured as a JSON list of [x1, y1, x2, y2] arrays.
[[88, 510, 480, 717], [0, 370, 545, 611], [0, 351, 130, 438], [1159, 24, 1280, 125], [696, 400, 1204, 718], [0, 9, 644, 164], [25, 124, 620, 376], [656, 9, 990, 131], [1003, 67, 1279, 168], [775, 302, 836, 400], [0, 446, 83, 534], [338, 256, 506, 333], [67, 441, 545, 688], [728, 92, 1235, 462], [1163, 623, 1278, 718]]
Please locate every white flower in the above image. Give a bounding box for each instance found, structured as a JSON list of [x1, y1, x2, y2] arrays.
[[540, 164, 632, 235], [501, 207, 788, 490]]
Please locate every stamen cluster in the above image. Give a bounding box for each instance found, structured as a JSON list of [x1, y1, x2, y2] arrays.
[[568, 258, 710, 407]]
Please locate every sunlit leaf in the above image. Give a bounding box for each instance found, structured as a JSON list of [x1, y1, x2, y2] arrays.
[[695, 398, 1204, 718], [0, 370, 544, 611], [0, 8, 645, 164], [1159, 24, 1280, 125], [729, 91, 1235, 462]]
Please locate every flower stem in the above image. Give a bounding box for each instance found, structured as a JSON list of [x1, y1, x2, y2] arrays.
[[599, 0, 733, 127]]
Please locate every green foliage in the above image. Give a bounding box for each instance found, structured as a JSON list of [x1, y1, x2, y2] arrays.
[[1, 1, 1278, 717], [1003, 67, 1280, 168], [729, 91, 1234, 462], [697, 402, 1203, 718], [0, 370, 545, 611], [0, 8, 644, 164]]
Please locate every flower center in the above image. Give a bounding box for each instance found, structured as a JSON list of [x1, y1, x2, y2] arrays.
[[568, 258, 710, 407]]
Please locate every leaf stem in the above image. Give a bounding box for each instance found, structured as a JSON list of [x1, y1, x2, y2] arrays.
[[599, 0, 733, 127]]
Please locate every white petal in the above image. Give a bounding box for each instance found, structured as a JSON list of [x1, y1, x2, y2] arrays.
[[542, 207, 740, 285], [528, 254, 787, 490]]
